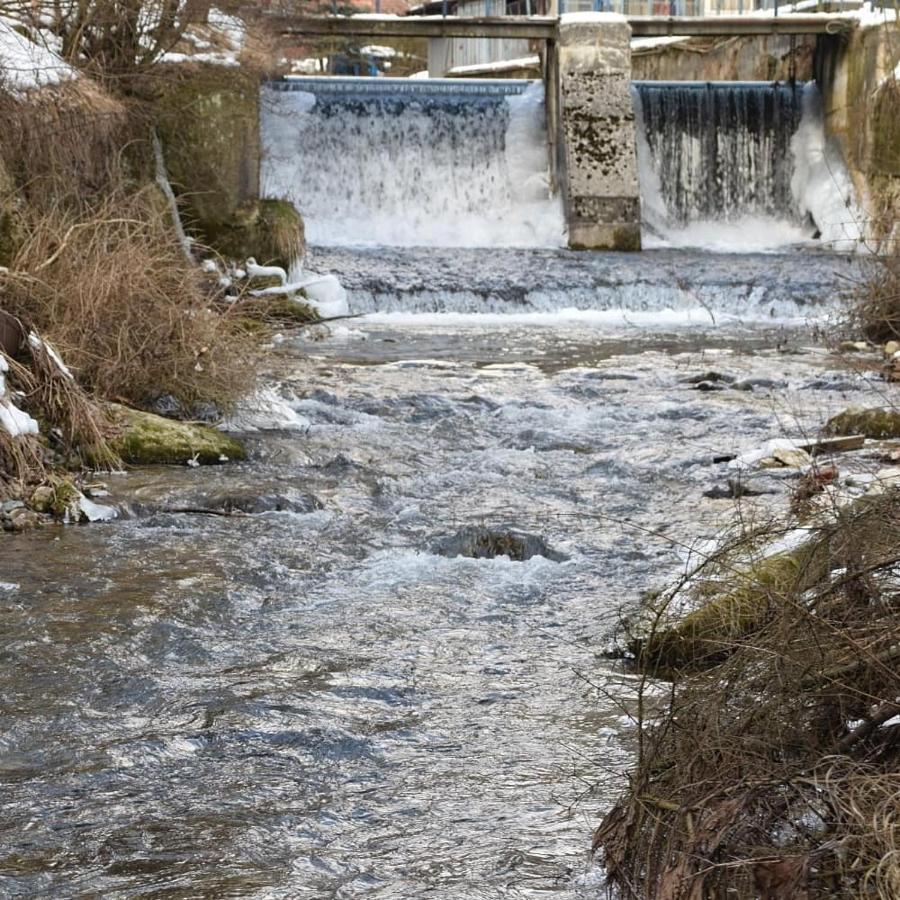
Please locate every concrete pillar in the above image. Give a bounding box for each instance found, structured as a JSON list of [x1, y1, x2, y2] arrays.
[[557, 13, 641, 251]]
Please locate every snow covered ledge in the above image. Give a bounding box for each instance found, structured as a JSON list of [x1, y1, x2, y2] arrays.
[[557, 13, 641, 251]]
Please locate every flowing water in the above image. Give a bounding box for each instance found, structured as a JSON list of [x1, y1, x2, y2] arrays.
[[0, 73, 879, 899], [0, 243, 882, 899]]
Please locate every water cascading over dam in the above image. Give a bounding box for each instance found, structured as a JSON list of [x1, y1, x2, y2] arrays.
[[634, 81, 803, 224], [632, 80, 857, 250], [260, 77, 564, 250]]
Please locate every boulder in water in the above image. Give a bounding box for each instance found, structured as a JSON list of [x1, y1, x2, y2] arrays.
[[431, 526, 567, 562], [198, 491, 322, 515], [106, 403, 246, 466], [826, 406, 900, 440]]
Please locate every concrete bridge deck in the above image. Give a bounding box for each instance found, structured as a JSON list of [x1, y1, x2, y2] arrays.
[[265, 13, 856, 39]]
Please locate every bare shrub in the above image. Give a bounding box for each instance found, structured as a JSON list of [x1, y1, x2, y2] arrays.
[[0, 80, 134, 212], [11, 0, 213, 86], [3, 188, 258, 413], [597, 493, 900, 900], [849, 250, 900, 344]]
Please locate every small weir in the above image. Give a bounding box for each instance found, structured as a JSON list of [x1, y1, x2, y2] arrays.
[[633, 80, 805, 227], [633, 80, 858, 250], [261, 76, 564, 249]]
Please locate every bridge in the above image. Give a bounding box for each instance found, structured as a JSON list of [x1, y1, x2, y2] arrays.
[[262, 12, 858, 251], [263, 13, 855, 39]]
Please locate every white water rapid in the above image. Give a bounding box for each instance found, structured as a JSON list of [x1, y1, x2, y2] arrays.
[[633, 81, 863, 252], [260, 77, 565, 249]]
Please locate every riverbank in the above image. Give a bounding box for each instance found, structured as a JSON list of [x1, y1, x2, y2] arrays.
[[0, 28, 324, 529], [596, 332, 900, 898]]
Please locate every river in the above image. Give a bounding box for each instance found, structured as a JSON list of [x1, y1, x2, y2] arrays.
[[0, 246, 880, 898]]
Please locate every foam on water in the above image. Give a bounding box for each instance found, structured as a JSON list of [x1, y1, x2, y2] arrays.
[[308, 245, 863, 323], [260, 77, 564, 249]]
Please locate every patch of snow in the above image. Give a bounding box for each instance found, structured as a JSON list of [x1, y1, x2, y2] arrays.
[[632, 36, 690, 51], [207, 8, 246, 50], [759, 527, 814, 560], [359, 44, 399, 58], [295, 273, 350, 319], [160, 51, 238, 67], [246, 258, 288, 284], [728, 438, 804, 471], [0, 356, 39, 438], [0, 19, 75, 93], [447, 55, 539, 76]]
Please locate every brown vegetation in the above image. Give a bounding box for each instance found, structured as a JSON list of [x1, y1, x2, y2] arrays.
[[3, 188, 256, 413], [598, 493, 900, 900], [849, 250, 900, 344]]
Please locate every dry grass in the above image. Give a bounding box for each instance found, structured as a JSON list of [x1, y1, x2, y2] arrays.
[[597, 493, 900, 900], [0, 80, 133, 210], [2, 188, 258, 414], [849, 251, 900, 344]]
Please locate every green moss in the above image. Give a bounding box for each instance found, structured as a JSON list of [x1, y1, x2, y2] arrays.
[[871, 81, 900, 175], [49, 479, 81, 520], [633, 540, 829, 673], [826, 406, 900, 439], [154, 64, 260, 227], [203, 198, 304, 269], [106, 403, 246, 465]]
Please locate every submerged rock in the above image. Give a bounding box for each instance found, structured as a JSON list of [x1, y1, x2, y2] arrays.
[[196, 491, 322, 515], [826, 406, 900, 440], [106, 403, 246, 466], [680, 371, 736, 386], [3, 507, 42, 532], [431, 526, 567, 562], [703, 477, 778, 499]]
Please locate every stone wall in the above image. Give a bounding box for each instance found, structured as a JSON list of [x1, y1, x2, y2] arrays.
[[817, 25, 900, 243], [557, 14, 641, 251], [153, 63, 303, 267], [154, 63, 261, 227], [632, 34, 816, 82]]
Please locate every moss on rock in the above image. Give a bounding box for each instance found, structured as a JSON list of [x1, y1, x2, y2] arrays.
[[632, 544, 827, 672], [825, 406, 900, 439], [106, 402, 246, 465], [204, 198, 304, 269]]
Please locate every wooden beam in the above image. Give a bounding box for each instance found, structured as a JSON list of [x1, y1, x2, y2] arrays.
[[628, 15, 855, 36], [261, 13, 854, 41], [264, 14, 558, 40]]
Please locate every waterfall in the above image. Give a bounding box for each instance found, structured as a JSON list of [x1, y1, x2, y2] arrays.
[[260, 77, 564, 249], [633, 80, 861, 251]]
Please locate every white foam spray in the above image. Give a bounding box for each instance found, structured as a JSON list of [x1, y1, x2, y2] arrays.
[[260, 78, 564, 249]]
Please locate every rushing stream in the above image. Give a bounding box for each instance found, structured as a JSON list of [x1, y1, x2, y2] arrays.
[[0, 246, 882, 898]]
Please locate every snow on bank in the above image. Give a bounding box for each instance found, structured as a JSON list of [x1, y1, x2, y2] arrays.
[[0, 18, 74, 93], [0, 357, 39, 438]]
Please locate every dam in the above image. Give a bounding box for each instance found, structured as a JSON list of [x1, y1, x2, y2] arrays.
[[261, 74, 853, 253]]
